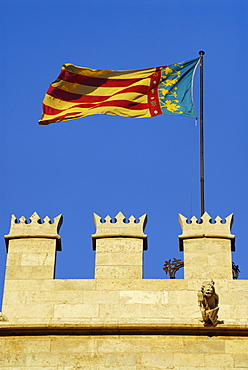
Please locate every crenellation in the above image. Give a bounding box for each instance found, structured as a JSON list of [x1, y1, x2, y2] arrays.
[[1, 210, 248, 368], [92, 212, 147, 250], [178, 212, 235, 250], [3, 214, 62, 285], [5, 213, 62, 249], [93, 213, 146, 279]]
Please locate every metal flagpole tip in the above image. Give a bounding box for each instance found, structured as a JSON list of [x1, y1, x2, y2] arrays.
[[199, 50, 205, 56]]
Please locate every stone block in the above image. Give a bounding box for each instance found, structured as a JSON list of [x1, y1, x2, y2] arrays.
[[8, 238, 56, 253], [179, 304, 199, 318], [95, 238, 143, 252], [231, 305, 248, 318], [225, 339, 248, 354], [99, 303, 142, 319], [22, 338, 51, 353], [139, 353, 174, 368], [5, 266, 55, 280], [96, 336, 153, 354], [119, 291, 168, 304], [174, 353, 204, 367], [221, 291, 248, 305], [182, 338, 225, 354], [54, 304, 98, 318], [183, 237, 233, 280], [99, 303, 172, 319], [95, 278, 187, 291], [50, 336, 95, 353], [25, 353, 66, 367], [96, 337, 135, 353], [204, 353, 234, 367], [149, 336, 184, 353], [3, 279, 50, 292], [178, 290, 198, 305], [2, 303, 54, 320], [20, 252, 55, 266], [95, 279, 144, 291], [0, 353, 26, 367], [166, 304, 181, 318], [234, 354, 248, 367], [84, 291, 120, 304], [229, 280, 248, 291], [105, 353, 136, 366], [53, 279, 96, 291], [0, 337, 23, 353], [96, 251, 143, 266], [167, 291, 181, 304], [95, 265, 142, 279], [98, 366, 136, 370], [6, 252, 22, 266], [3, 290, 85, 306], [218, 304, 231, 319]]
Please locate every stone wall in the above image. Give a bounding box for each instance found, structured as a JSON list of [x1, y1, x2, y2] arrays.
[[0, 211, 247, 369], [1, 335, 248, 369], [2, 278, 248, 326]]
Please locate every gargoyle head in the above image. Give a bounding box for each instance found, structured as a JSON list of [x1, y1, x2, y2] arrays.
[[201, 280, 215, 298]]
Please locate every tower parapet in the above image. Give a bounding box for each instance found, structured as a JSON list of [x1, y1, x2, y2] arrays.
[[178, 212, 234, 250], [178, 212, 235, 280], [92, 211, 147, 248], [92, 212, 147, 279], [5, 212, 62, 250], [3, 212, 63, 281]]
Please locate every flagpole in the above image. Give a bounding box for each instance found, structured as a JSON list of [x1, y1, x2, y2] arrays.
[[199, 50, 205, 216]]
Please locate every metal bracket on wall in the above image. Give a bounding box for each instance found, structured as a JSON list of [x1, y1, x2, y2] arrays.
[[163, 258, 240, 279]]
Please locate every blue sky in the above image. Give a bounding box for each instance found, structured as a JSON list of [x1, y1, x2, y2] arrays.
[[0, 0, 247, 307]]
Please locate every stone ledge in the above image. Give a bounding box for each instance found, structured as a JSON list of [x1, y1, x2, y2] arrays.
[[0, 323, 248, 337]]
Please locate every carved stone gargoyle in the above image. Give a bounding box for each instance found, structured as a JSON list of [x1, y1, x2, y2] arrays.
[[198, 280, 219, 326]]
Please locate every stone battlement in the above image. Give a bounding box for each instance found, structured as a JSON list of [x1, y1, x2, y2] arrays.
[[92, 211, 147, 250], [1, 210, 247, 369], [1, 210, 245, 328], [178, 212, 235, 251], [4, 212, 63, 250]]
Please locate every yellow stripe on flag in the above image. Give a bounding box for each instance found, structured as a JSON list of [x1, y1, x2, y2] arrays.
[[41, 105, 150, 122], [62, 64, 156, 79], [51, 78, 151, 97], [43, 92, 148, 111]]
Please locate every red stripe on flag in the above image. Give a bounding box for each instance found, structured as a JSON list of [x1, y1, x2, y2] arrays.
[[47, 86, 107, 103], [40, 111, 83, 125], [57, 70, 143, 88], [47, 84, 150, 103], [43, 99, 148, 116]]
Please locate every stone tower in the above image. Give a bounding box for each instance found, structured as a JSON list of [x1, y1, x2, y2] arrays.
[[0, 210, 247, 369]]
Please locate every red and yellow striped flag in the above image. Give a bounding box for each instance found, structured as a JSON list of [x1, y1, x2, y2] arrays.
[[39, 59, 199, 125]]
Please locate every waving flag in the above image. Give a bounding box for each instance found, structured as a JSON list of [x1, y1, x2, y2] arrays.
[[39, 58, 199, 125]]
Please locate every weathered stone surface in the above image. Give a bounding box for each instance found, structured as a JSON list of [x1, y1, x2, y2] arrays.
[[183, 238, 233, 280], [0, 211, 248, 368], [54, 304, 99, 318], [0, 334, 247, 368], [96, 251, 143, 265], [7, 238, 57, 252], [95, 238, 144, 279]]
